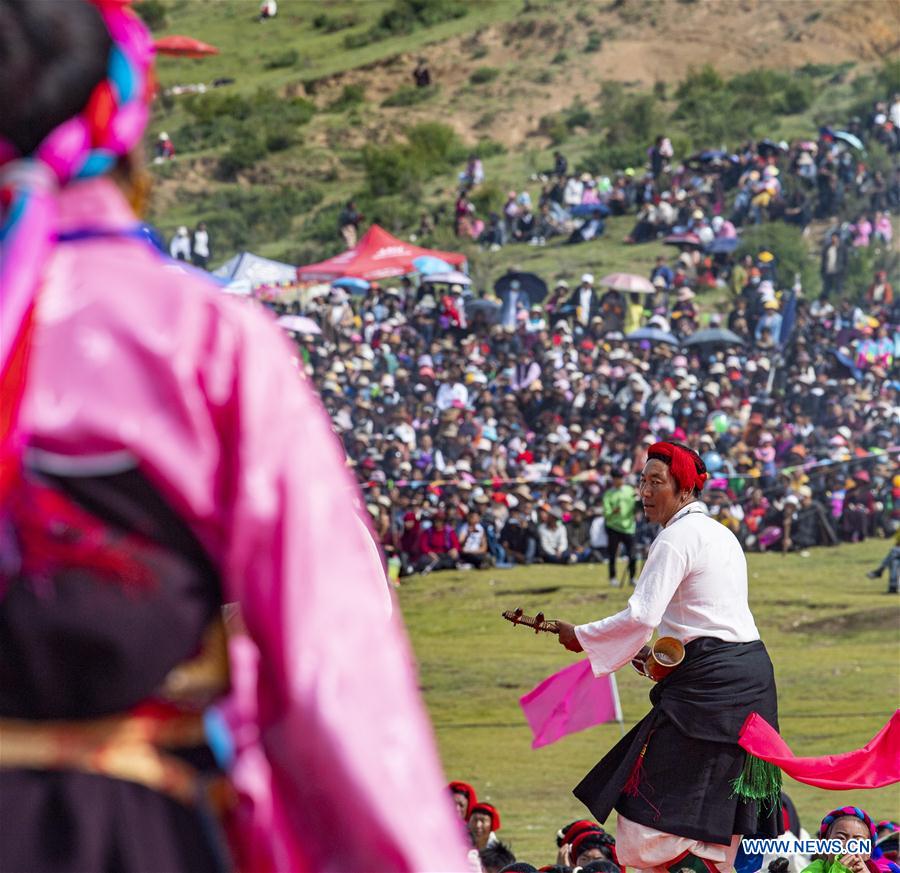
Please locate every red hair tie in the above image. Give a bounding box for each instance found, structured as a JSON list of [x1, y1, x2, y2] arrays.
[[648, 442, 707, 493]]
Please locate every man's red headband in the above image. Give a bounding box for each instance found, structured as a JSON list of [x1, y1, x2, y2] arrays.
[[648, 442, 707, 493]]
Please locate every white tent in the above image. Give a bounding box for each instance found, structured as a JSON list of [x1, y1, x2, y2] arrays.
[[212, 251, 297, 288]]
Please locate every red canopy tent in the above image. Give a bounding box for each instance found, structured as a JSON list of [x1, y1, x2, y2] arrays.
[[296, 225, 466, 282], [154, 35, 220, 58]]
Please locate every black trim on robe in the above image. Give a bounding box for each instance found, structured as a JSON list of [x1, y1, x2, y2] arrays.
[[0, 468, 225, 873]]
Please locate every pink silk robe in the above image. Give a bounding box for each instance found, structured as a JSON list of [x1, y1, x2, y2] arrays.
[[19, 177, 469, 872]]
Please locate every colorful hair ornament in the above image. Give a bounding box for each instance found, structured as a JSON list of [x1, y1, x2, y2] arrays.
[[0, 0, 153, 500]]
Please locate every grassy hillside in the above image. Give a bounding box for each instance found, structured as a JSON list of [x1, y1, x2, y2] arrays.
[[401, 537, 899, 862], [142, 0, 900, 290]]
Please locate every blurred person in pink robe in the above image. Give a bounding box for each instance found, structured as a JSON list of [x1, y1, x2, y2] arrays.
[[0, 2, 467, 871]]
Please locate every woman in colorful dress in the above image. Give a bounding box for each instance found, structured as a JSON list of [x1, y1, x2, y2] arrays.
[[0, 2, 466, 870]]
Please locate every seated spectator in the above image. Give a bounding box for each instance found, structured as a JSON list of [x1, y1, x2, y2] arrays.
[[458, 509, 491, 568], [258, 0, 277, 18], [783, 486, 839, 551], [802, 806, 877, 873], [501, 506, 538, 565], [469, 803, 501, 851], [154, 131, 174, 162], [567, 500, 593, 563], [415, 511, 460, 573], [514, 207, 536, 243], [567, 209, 605, 244], [570, 830, 617, 868], [537, 506, 570, 563], [448, 780, 477, 819]]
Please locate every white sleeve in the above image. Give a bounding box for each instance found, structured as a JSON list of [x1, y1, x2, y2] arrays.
[[574, 539, 688, 675]]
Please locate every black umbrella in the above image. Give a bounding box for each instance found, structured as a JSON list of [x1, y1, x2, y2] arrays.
[[465, 298, 501, 324], [757, 138, 786, 157], [494, 271, 548, 304], [682, 328, 746, 347], [625, 327, 680, 346]]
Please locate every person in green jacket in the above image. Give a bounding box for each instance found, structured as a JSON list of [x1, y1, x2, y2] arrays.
[[802, 806, 877, 873], [602, 469, 639, 587]]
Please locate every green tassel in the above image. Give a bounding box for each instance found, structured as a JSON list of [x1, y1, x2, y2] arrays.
[[730, 753, 782, 813]]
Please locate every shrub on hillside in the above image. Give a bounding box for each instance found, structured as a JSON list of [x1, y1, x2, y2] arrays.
[[877, 57, 900, 93], [674, 65, 813, 147], [362, 122, 465, 196], [217, 137, 267, 180], [328, 84, 365, 112], [407, 121, 467, 165], [311, 12, 359, 33], [382, 85, 437, 107], [356, 193, 421, 234], [472, 139, 505, 158], [178, 91, 314, 155], [584, 30, 602, 52], [469, 180, 504, 215], [204, 186, 324, 251], [344, 0, 468, 47], [362, 143, 421, 197], [564, 99, 594, 131], [538, 113, 568, 145], [469, 67, 500, 85], [265, 49, 299, 70], [134, 0, 166, 30]]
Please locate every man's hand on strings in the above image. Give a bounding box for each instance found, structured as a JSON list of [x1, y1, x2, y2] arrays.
[[556, 621, 584, 653]]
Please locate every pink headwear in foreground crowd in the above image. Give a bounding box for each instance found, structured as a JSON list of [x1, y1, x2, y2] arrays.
[[2, 2, 469, 868]]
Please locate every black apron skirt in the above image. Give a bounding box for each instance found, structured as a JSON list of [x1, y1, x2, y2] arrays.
[[573, 637, 780, 846]]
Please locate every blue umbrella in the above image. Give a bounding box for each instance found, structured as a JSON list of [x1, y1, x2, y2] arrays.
[[569, 202, 611, 218], [706, 237, 739, 255], [332, 276, 370, 294], [625, 327, 680, 346], [412, 255, 453, 275]]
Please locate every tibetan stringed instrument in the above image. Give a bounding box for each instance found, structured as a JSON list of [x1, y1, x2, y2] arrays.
[[501, 607, 560, 635]]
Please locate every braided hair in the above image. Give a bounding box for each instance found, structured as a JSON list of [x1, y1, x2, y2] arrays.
[[0, 0, 111, 154]]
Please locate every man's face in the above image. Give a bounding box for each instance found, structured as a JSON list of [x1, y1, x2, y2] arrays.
[[639, 459, 686, 525]]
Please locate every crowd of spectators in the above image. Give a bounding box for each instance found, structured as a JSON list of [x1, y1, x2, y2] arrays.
[[449, 94, 900, 254], [234, 86, 899, 588], [447, 780, 899, 873]]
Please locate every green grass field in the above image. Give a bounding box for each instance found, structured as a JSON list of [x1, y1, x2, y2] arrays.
[[400, 537, 899, 863]]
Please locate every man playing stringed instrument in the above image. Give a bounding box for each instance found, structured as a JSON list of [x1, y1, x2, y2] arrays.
[[554, 441, 781, 873]]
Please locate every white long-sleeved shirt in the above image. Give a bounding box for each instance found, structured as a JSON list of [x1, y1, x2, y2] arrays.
[[538, 521, 568, 556], [575, 504, 759, 676]]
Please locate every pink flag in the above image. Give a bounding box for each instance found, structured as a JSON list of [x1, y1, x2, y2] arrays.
[[520, 659, 623, 749]]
